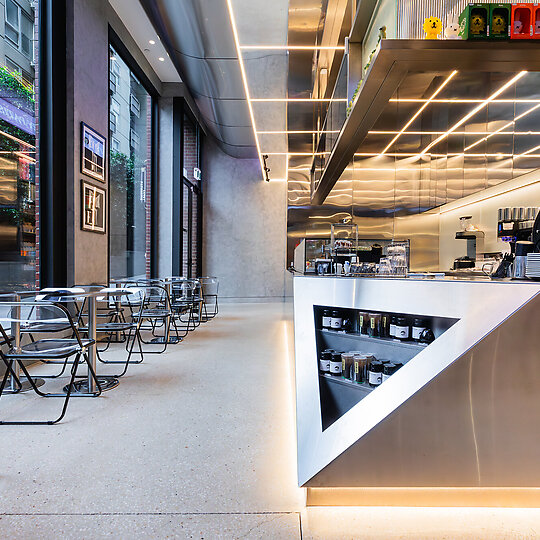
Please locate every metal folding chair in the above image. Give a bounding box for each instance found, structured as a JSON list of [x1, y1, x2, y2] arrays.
[[0, 300, 101, 425], [199, 276, 219, 321], [77, 287, 145, 377]]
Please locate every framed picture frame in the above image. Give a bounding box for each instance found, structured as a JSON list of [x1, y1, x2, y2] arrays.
[[81, 122, 106, 182], [81, 180, 106, 234]]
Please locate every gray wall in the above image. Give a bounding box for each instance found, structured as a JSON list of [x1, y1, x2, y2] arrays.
[[68, 0, 109, 286], [64, 0, 162, 285], [202, 138, 289, 302]]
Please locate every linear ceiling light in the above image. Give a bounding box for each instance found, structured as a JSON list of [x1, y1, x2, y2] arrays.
[[463, 103, 540, 152], [381, 70, 457, 155], [389, 98, 540, 104], [226, 0, 264, 177], [516, 144, 540, 158], [419, 71, 528, 157], [251, 98, 347, 102], [369, 130, 540, 136], [257, 130, 340, 134], [240, 45, 345, 50]]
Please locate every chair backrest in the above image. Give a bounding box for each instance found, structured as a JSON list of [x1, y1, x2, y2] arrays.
[[0, 300, 82, 347], [35, 288, 86, 319], [171, 279, 199, 301], [198, 276, 219, 297], [127, 284, 170, 311]]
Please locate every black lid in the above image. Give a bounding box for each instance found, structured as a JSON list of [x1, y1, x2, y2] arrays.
[[323, 309, 330, 315], [413, 317, 427, 326], [324, 348, 335, 353], [321, 351, 331, 360], [390, 315, 397, 323], [383, 363, 397, 375], [369, 361, 383, 372], [331, 310, 340, 316], [394, 362, 403, 369], [396, 316, 408, 325], [331, 352, 342, 362]]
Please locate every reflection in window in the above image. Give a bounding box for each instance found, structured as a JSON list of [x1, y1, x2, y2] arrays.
[[109, 47, 152, 280], [0, 1, 37, 290]]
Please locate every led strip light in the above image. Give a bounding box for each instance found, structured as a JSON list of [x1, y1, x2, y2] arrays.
[[419, 71, 528, 157], [389, 98, 540, 104], [240, 45, 345, 50], [226, 0, 265, 177], [257, 130, 340, 134], [251, 98, 347, 102], [463, 103, 540, 152], [381, 71, 457, 155]]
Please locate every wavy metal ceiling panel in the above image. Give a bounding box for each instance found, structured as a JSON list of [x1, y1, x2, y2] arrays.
[[140, 0, 258, 158]]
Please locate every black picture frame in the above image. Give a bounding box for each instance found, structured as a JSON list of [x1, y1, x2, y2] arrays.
[[81, 180, 106, 234], [81, 122, 106, 182]]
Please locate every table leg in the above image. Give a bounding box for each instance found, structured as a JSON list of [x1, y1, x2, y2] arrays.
[[64, 293, 119, 394]]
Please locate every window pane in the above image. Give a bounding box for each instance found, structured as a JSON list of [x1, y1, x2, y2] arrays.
[[5, 0, 19, 28], [5, 24, 19, 46], [0, 3, 38, 290], [109, 46, 151, 280], [21, 13, 33, 57]]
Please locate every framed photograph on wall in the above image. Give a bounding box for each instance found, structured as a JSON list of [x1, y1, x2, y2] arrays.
[[81, 180, 106, 234], [81, 122, 106, 182]]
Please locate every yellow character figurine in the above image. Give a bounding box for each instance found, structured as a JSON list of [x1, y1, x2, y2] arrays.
[[491, 14, 506, 35], [470, 13, 486, 35], [423, 17, 442, 40]]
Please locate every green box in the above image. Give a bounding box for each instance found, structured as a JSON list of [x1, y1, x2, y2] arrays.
[[459, 3, 490, 40], [489, 4, 511, 38]]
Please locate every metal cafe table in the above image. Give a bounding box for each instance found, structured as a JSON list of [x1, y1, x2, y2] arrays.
[[1, 287, 120, 395], [111, 276, 183, 345], [61, 286, 120, 393]]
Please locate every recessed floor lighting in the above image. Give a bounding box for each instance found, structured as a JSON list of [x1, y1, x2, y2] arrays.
[[158, 57, 165, 62], [149, 40, 156, 45]]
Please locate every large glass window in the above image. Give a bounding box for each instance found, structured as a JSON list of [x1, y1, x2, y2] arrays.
[[182, 114, 201, 278], [0, 0, 37, 290], [109, 46, 152, 280]]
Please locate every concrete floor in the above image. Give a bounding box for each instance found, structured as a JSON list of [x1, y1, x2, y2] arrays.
[[0, 303, 539, 539]]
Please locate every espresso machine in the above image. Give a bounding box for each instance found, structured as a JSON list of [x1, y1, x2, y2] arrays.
[[496, 207, 538, 278]]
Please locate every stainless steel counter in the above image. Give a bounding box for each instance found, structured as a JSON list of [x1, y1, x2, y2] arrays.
[[293, 276, 540, 505]]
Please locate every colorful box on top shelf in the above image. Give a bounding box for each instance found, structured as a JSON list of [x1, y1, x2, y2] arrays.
[[511, 3, 534, 38], [533, 4, 540, 37], [459, 3, 490, 39], [489, 4, 511, 38]]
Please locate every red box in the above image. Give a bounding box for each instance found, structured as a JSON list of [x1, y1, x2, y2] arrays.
[[511, 3, 534, 39], [533, 5, 540, 37]]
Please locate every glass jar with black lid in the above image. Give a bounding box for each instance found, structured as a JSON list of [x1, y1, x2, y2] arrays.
[[394, 316, 410, 340], [411, 317, 428, 341], [382, 362, 398, 381], [319, 350, 331, 373], [368, 361, 383, 387], [322, 309, 332, 329], [329, 352, 343, 375]]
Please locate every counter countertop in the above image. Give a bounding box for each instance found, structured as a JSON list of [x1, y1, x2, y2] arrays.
[[294, 274, 539, 285]]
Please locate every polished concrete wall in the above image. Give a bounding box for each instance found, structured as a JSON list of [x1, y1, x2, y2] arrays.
[[157, 97, 174, 277], [202, 138, 289, 302]]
